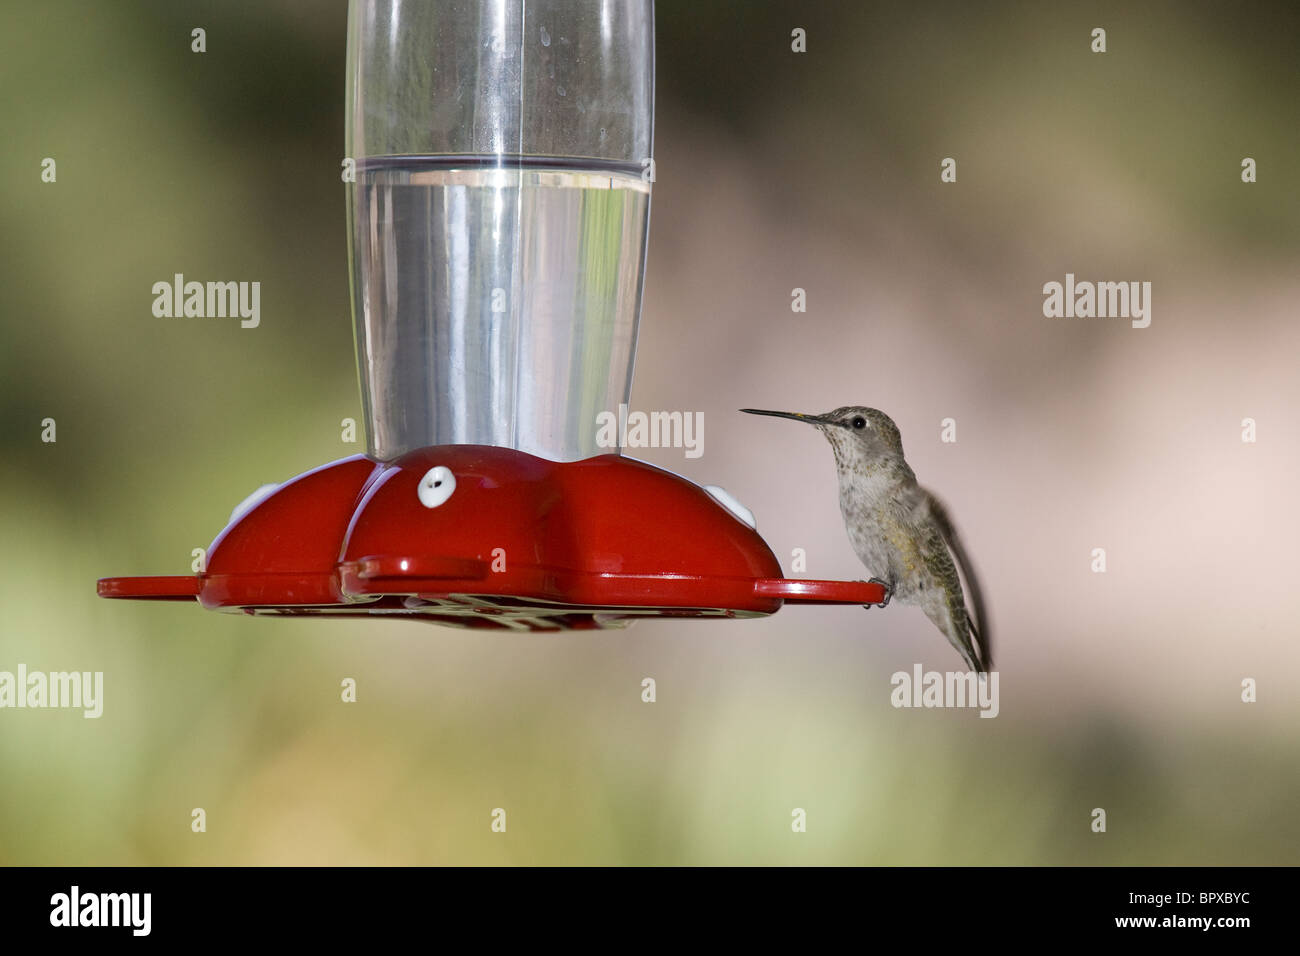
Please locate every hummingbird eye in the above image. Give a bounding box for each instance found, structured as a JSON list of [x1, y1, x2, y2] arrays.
[[850, 416, 867, 430]]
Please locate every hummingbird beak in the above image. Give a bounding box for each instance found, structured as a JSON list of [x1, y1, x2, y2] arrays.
[[740, 408, 846, 428]]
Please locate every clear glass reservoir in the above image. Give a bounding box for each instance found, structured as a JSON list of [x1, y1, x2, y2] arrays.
[[345, 0, 655, 462]]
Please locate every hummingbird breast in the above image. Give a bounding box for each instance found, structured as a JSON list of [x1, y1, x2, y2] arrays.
[[836, 467, 929, 603]]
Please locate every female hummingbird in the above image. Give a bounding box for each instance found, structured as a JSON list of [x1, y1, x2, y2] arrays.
[[741, 406, 991, 673]]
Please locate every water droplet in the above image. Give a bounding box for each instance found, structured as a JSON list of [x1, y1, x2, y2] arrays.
[[540, 26, 551, 47]]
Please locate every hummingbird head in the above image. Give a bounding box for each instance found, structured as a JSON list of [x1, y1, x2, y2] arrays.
[[740, 406, 905, 472]]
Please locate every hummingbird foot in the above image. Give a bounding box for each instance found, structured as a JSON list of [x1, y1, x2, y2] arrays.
[[860, 577, 893, 609]]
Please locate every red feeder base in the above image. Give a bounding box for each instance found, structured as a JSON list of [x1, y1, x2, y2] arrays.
[[98, 446, 885, 631]]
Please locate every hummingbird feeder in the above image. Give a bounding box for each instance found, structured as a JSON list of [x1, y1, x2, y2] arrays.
[[98, 0, 885, 631]]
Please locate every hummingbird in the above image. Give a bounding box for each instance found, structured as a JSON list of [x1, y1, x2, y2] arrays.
[[741, 406, 991, 673]]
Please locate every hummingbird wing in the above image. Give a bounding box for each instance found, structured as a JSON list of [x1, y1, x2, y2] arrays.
[[922, 490, 992, 672]]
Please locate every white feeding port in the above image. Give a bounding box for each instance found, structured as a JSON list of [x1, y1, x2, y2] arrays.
[[417, 466, 456, 509]]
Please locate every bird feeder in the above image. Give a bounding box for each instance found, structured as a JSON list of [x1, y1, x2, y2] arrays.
[[98, 0, 885, 630]]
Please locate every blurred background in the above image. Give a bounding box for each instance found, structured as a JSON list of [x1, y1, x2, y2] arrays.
[[1, 0, 1298, 864]]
